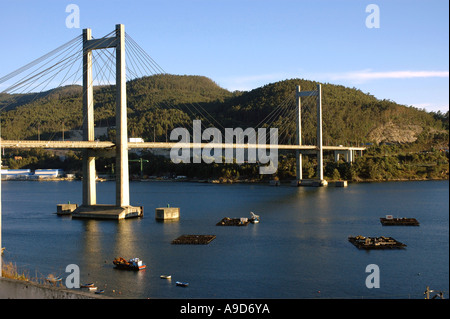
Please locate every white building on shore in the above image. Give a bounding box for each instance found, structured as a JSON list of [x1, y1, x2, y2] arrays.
[[1, 169, 65, 180]]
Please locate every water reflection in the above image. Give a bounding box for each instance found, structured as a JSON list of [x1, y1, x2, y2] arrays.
[[81, 220, 102, 259], [114, 220, 137, 254], [159, 219, 181, 239]]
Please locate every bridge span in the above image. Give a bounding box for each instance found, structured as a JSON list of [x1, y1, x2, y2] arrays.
[[0, 140, 365, 152]]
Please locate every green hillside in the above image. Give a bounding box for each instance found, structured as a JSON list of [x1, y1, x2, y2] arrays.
[[215, 79, 448, 149], [1, 74, 448, 181], [1, 74, 447, 148], [0, 74, 234, 141]]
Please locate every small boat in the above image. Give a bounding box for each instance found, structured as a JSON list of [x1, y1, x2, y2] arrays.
[[216, 217, 249, 226], [176, 281, 189, 287], [113, 257, 146, 271], [249, 212, 260, 224], [95, 290, 105, 294], [160, 275, 172, 279], [80, 283, 95, 288], [87, 286, 98, 291]]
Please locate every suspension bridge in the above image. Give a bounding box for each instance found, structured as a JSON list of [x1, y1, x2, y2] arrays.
[[0, 24, 365, 219]]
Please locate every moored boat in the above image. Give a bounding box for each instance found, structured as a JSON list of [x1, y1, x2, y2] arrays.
[[113, 257, 146, 270], [160, 275, 172, 279], [176, 281, 189, 287], [249, 212, 260, 224]]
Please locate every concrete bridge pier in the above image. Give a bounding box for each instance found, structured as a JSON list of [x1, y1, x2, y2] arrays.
[[293, 84, 327, 187], [81, 28, 97, 207], [316, 84, 325, 184], [295, 86, 303, 182], [115, 24, 130, 208], [71, 24, 142, 220], [334, 149, 355, 163]]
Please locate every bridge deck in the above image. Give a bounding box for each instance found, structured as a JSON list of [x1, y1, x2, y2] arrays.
[[0, 140, 365, 151]]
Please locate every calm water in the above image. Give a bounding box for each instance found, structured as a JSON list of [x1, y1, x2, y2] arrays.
[[1, 180, 448, 299]]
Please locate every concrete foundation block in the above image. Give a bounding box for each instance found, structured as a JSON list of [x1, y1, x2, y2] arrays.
[[155, 207, 180, 221]]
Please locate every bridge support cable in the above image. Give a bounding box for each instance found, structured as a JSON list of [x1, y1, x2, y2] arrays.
[[254, 93, 295, 129], [0, 35, 83, 90], [124, 33, 224, 136], [0, 36, 85, 142], [251, 89, 323, 146], [0, 36, 83, 95], [92, 49, 116, 87], [125, 33, 229, 134], [122, 34, 197, 134], [125, 33, 166, 75], [0, 31, 119, 140], [268, 101, 299, 145]]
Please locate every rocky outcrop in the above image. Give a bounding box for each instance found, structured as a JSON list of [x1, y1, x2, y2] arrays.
[[368, 121, 423, 144]]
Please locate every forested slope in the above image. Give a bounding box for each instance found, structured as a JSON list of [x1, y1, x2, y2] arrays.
[[1, 74, 447, 148], [1, 74, 448, 181]]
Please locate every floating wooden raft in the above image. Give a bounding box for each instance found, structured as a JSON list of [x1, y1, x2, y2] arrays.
[[171, 235, 216, 245], [216, 217, 249, 226], [348, 235, 407, 249], [380, 217, 419, 226]]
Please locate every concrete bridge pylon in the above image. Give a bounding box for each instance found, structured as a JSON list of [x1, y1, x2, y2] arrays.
[[73, 24, 142, 219], [293, 84, 327, 187]]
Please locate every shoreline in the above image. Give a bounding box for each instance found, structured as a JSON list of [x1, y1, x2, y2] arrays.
[[1, 176, 448, 184]]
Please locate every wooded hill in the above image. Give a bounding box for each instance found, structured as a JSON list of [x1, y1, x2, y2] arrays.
[[1, 74, 448, 182], [1, 74, 447, 150]]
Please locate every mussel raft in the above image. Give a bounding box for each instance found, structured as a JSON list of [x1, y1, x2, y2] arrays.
[[171, 235, 216, 245], [380, 217, 420, 226], [348, 235, 407, 249]]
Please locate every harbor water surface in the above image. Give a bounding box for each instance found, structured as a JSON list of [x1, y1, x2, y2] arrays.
[[2, 180, 448, 299]]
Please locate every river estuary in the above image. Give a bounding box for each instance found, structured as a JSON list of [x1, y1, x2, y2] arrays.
[[1, 180, 448, 299]]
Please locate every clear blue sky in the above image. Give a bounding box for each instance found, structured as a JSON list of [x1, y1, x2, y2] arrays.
[[0, 0, 448, 112]]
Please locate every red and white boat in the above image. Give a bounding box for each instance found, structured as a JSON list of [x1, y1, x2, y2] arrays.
[[113, 257, 146, 270]]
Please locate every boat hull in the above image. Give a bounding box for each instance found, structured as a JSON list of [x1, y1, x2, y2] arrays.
[[176, 281, 189, 287], [113, 257, 146, 271], [114, 263, 146, 271]]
